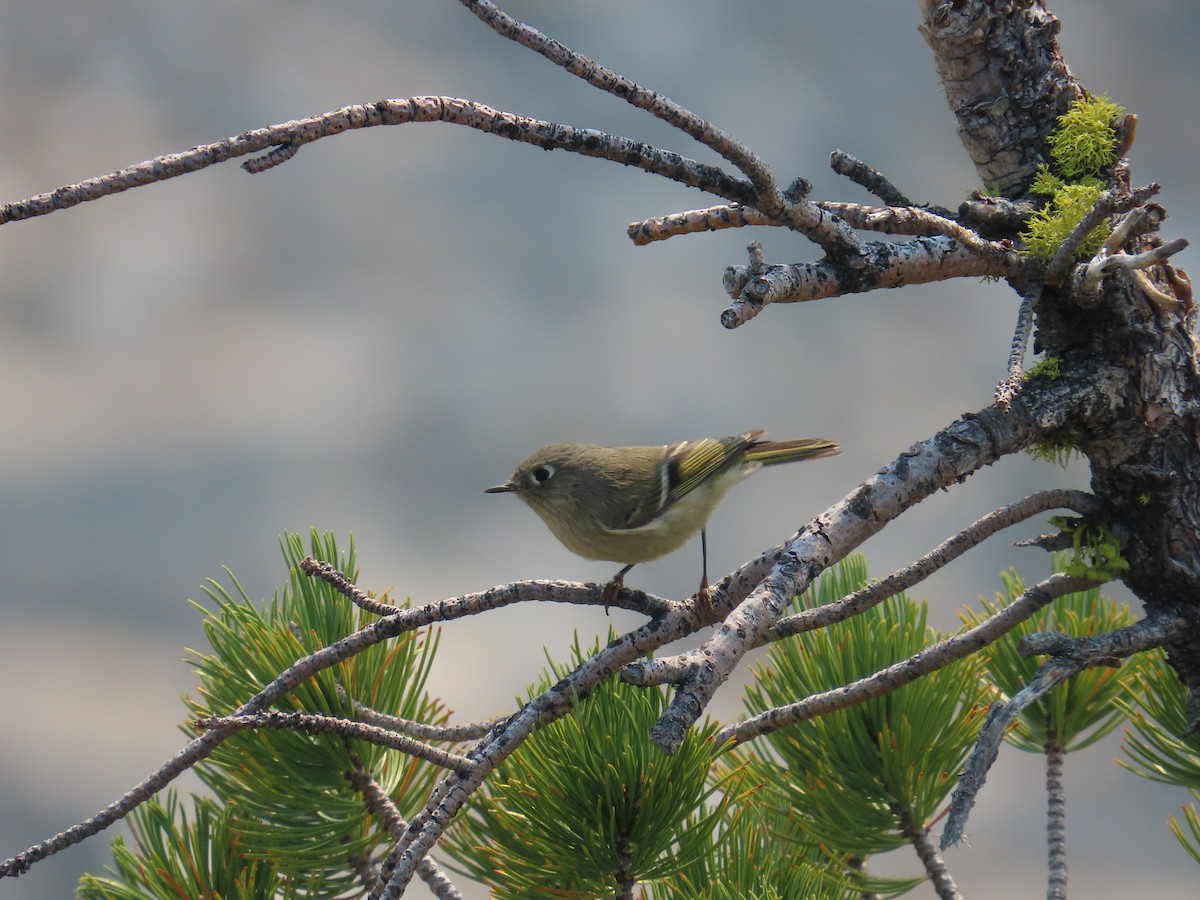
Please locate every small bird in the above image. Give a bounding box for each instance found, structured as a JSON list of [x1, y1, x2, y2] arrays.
[[486, 430, 840, 605]]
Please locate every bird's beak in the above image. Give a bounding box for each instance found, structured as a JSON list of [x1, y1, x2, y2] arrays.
[[485, 482, 515, 494]]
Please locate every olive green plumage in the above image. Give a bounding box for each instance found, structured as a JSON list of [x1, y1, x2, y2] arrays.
[[486, 431, 840, 567]]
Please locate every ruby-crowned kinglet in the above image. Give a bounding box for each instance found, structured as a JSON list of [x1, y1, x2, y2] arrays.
[[486, 430, 840, 600]]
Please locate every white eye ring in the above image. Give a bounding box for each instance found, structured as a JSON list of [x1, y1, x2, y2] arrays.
[[530, 464, 556, 485]]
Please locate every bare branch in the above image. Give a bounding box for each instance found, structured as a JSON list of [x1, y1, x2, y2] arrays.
[[630, 363, 1125, 754], [719, 235, 1023, 329], [1043, 182, 1161, 287], [352, 702, 499, 742], [941, 611, 1189, 850], [942, 655, 1085, 850], [347, 760, 465, 899], [716, 573, 1094, 749], [1082, 237, 1189, 297], [1013, 531, 1075, 552], [829, 149, 916, 207], [194, 711, 477, 775], [995, 286, 1040, 407], [301, 563, 675, 621], [457, 0, 863, 258], [627, 199, 991, 248], [457, 0, 757, 179], [819, 203, 999, 251], [1017, 611, 1189, 661], [768, 489, 1098, 640], [959, 193, 1036, 237], [628, 203, 768, 245], [0, 97, 758, 227], [302, 557, 401, 616]]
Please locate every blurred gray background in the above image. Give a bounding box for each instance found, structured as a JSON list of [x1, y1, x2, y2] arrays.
[[0, 0, 1196, 897]]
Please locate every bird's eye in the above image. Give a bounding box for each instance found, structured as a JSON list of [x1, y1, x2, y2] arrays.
[[531, 464, 555, 485]]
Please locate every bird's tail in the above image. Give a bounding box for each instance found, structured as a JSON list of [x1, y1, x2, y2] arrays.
[[745, 437, 841, 465]]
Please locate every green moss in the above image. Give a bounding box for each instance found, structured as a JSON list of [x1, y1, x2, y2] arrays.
[[1048, 517, 1130, 582], [1049, 95, 1124, 180], [1028, 438, 1083, 468], [1023, 355, 1062, 382], [1018, 95, 1124, 261], [1020, 180, 1110, 260]]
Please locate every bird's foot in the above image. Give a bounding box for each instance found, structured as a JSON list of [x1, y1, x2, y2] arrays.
[[600, 573, 624, 614]]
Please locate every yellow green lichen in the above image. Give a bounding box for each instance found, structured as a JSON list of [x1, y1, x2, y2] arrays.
[[1023, 355, 1062, 382], [1048, 94, 1124, 180], [1018, 95, 1124, 261], [1020, 180, 1110, 260], [1048, 517, 1130, 582]]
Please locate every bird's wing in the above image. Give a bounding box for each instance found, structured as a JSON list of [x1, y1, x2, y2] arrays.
[[618, 431, 763, 530]]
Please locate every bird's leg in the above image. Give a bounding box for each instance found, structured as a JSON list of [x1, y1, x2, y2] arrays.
[[695, 528, 714, 617], [601, 563, 635, 613]]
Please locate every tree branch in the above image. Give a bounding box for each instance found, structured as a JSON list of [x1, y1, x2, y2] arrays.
[[0, 576, 670, 878], [995, 286, 1040, 407], [718, 234, 1025, 328], [347, 758, 465, 899], [829, 149, 917, 208], [630, 363, 1125, 754], [940, 611, 1189, 850], [0, 97, 759, 227], [350, 702, 499, 743], [893, 796, 962, 900], [715, 573, 1093, 749], [194, 711, 476, 775], [457, 0, 869, 257], [768, 489, 1099, 640], [1045, 730, 1068, 900]]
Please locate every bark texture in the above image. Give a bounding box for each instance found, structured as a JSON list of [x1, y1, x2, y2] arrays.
[[922, 0, 1200, 721]]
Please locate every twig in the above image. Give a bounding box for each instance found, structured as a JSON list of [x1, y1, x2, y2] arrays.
[[1017, 612, 1189, 661], [1012, 531, 1075, 552], [352, 702, 499, 742], [1080, 236, 1190, 314], [1045, 730, 1067, 900], [768, 489, 1097, 640], [348, 760, 464, 899], [1081, 237, 1189, 307], [941, 656, 1082, 849], [0, 577, 670, 878], [627, 199, 990, 248], [0, 97, 757, 227], [1043, 183, 1161, 286], [958, 193, 1036, 237], [715, 573, 1094, 748], [719, 234, 1020, 328], [829, 149, 915, 207], [628, 203, 768, 245], [457, 0, 862, 258], [194, 711, 476, 775], [995, 286, 1040, 407], [940, 612, 1187, 850], [893, 797, 962, 900], [820, 202, 996, 251], [302, 557, 400, 615]]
